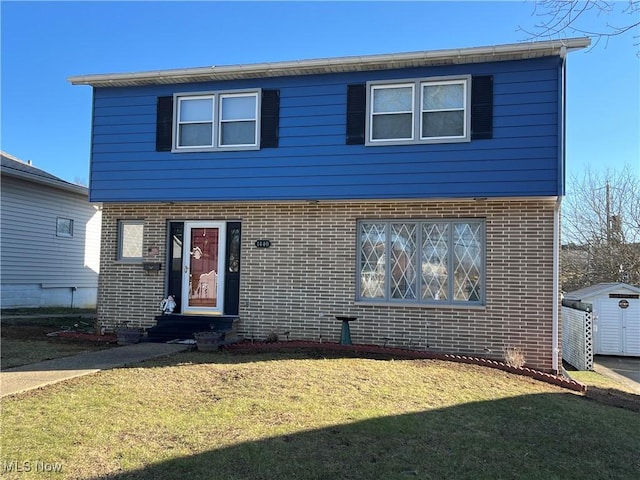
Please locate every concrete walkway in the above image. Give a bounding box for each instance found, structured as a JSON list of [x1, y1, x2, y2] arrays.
[[593, 355, 640, 394], [1, 343, 191, 397]]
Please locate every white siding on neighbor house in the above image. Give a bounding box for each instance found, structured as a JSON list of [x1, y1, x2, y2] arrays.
[[1, 175, 101, 306]]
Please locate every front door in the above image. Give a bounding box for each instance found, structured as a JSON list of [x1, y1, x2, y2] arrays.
[[182, 222, 226, 315]]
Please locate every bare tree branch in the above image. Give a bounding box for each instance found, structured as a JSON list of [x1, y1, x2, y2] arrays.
[[520, 1, 640, 54], [561, 167, 640, 291]]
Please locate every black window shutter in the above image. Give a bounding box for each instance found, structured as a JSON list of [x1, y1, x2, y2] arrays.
[[346, 84, 366, 145], [156, 96, 173, 151], [471, 75, 493, 140], [261, 90, 280, 148]]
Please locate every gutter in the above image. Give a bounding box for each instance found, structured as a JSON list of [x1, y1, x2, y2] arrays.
[[68, 37, 591, 88]]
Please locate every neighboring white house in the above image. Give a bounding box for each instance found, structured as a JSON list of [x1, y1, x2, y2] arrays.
[[564, 283, 640, 357], [1, 152, 101, 308]]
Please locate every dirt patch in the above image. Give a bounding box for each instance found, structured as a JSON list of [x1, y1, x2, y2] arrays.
[[584, 387, 640, 413], [1, 316, 117, 369]]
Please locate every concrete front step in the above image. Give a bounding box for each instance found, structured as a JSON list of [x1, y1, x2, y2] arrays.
[[146, 314, 239, 342]]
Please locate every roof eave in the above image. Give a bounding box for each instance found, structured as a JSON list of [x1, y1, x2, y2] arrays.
[[564, 282, 640, 301], [68, 37, 591, 88], [1, 167, 89, 196]]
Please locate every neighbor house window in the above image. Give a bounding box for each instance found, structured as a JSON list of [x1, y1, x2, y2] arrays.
[[358, 219, 484, 305], [367, 76, 470, 145], [56, 217, 74, 237], [117, 220, 144, 261], [174, 90, 259, 151]]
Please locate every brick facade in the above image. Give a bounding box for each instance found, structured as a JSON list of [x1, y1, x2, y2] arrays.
[[98, 198, 558, 371]]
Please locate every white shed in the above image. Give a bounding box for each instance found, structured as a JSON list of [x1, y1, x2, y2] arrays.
[[565, 283, 640, 357]]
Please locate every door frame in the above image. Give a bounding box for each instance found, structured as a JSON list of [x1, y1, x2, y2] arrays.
[[181, 221, 226, 315]]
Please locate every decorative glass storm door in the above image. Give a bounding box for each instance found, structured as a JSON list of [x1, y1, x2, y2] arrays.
[[182, 222, 226, 315]]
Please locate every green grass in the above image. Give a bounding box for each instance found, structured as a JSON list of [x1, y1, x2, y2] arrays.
[[2, 350, 639, 479], [1, 340, 110, 369], [1, 310, 112, 369], [1, 307, 97, 316], [569, 370, 637, 393]]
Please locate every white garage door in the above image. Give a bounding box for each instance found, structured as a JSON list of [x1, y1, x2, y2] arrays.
[[596, 295, 640, 356]]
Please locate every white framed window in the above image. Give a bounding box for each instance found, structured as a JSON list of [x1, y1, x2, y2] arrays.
[[177, 95, 214, 148], [357, 219, 484, 305], [421, 80, 467, 140], [56, 217, 74, 237], [370, 83, 414, 141], [367, 76, 470, 145], [174, 90, 259, 152], [219, 93, 258, 147], [117, 220, 144, 261]]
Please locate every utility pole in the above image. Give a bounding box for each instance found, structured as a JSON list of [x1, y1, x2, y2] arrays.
[[605, 180, 611, 244]]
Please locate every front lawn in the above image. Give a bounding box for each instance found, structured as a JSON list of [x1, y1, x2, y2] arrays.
[[1, 309, 114, 369], [1, 350, 638, 479]]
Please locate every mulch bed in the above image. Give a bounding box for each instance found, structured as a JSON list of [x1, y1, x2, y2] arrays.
[[53, 331, 117, 343]]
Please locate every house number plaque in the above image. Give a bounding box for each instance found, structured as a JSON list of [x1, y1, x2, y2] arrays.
[[619, 300, 629, 309], [255, 239, 272, 248]]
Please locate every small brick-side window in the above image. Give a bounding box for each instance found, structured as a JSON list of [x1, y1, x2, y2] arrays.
[[117, 220, 144, 261], [357, 219, 484, 305]]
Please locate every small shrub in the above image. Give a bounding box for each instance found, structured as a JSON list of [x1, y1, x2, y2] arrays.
[[503, 346, 525, 368], [265, 331, 278, 343]]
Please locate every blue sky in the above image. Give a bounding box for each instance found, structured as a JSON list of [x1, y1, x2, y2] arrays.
[[1, 1, 638, 185]]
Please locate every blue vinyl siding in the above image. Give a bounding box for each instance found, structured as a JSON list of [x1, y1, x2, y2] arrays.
[[89, 56, 562, 202]]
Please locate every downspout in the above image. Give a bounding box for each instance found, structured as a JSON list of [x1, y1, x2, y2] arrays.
[[553, 46, 568, 373], [553, 197, 561, 373]]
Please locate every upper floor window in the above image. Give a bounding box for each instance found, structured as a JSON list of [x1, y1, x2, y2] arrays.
[[366, 76, 471, 146], [371, 83, 415, 141], [422, 80, 466, 139], [177, 95, 214, 148], [219, 93, 258, 147], [174, 90, 259, 151]]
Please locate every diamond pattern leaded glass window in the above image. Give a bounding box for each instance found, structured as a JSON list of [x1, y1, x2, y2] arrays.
[[118, 221, 144, 260], [453, 222, 482, 301], [422, 223, 449, 301], [358, 220, 484, 304], [391, 223, 417, 300], [359, 223, 386, 299]]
